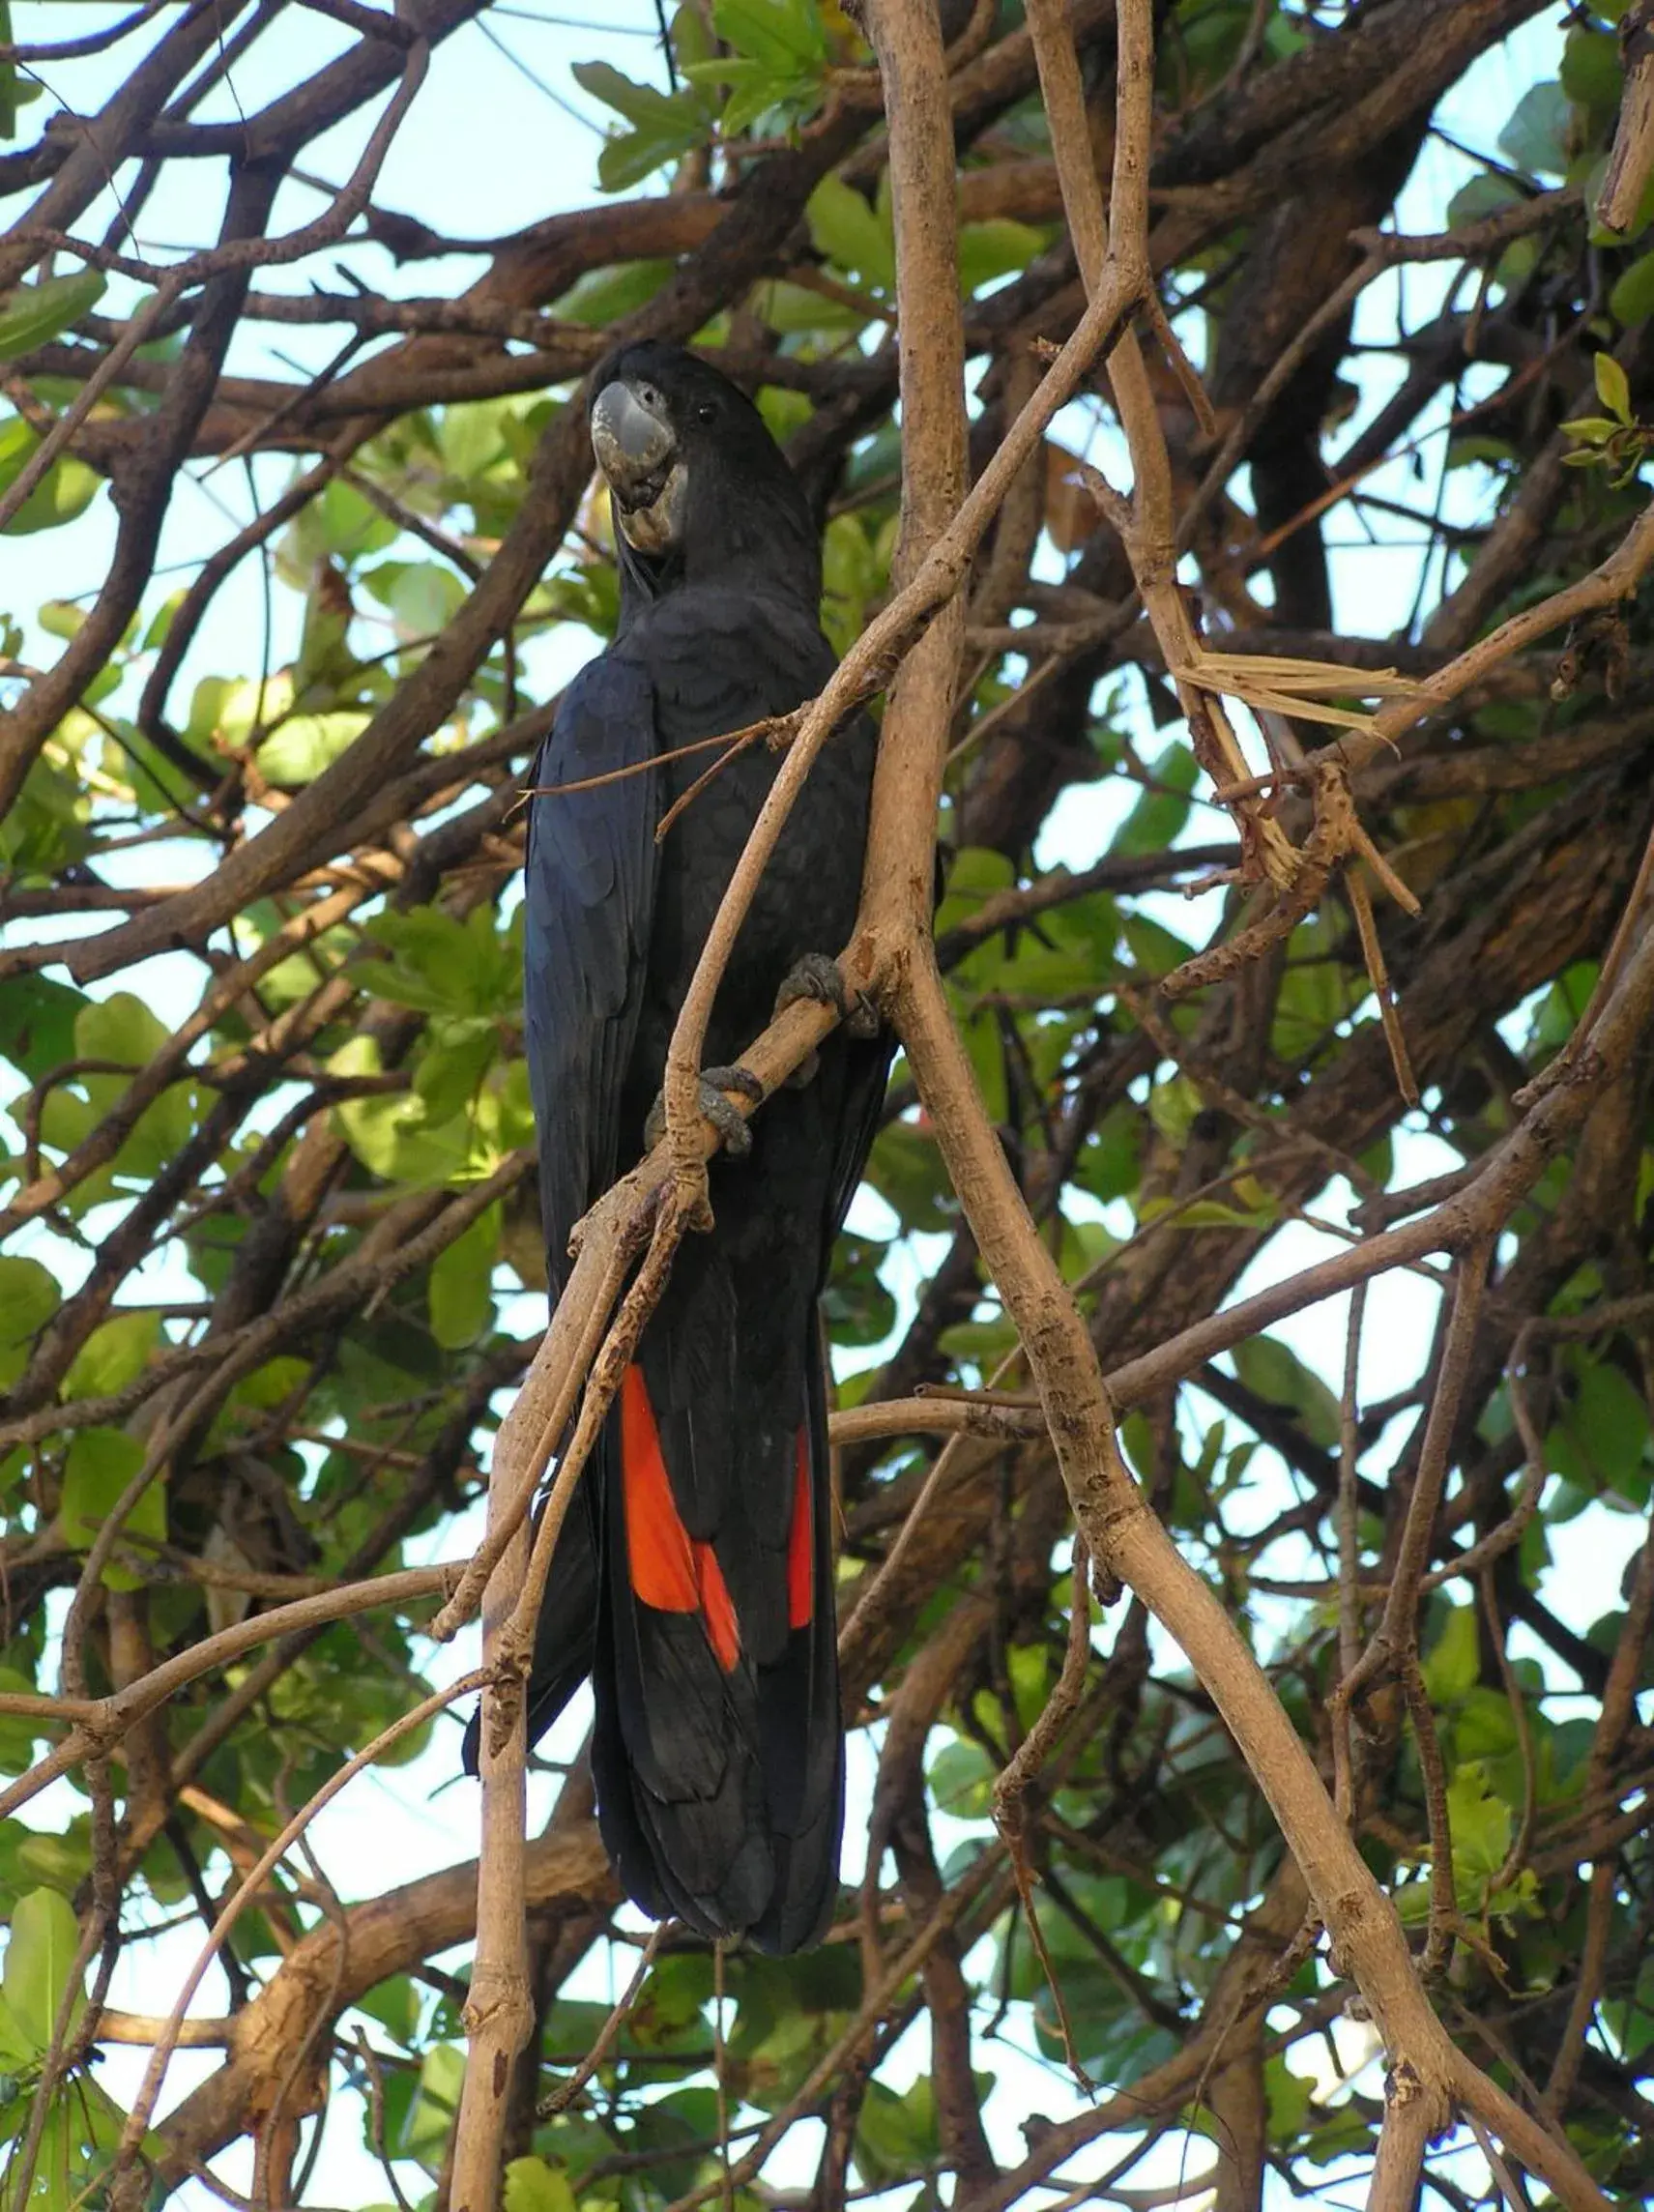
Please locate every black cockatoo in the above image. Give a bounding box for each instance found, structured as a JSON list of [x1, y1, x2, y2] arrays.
[[470, 341, 889, 1955]]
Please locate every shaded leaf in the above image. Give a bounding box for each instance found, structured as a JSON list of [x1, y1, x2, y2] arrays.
[[2, 1888, 84, 2049], [60, 1427, 165, 1589], [0, 271, 105, 361], [0, 1254, 58, 1388]]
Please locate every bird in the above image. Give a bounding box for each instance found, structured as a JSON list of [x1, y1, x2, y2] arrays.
[[466, 340, 890, 1955]]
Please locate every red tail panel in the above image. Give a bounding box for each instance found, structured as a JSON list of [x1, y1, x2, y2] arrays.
[[787, 1427, 813, 1630], [621, 1366, 740, 1672]]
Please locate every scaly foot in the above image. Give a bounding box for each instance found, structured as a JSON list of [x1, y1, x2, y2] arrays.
[[643, 1064, 764, 1156], [773, 952, 880, 1085]]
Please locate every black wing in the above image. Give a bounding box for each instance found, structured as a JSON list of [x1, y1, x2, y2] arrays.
[[524, 649, 660, 1289], [463, 651, 659, 1780]]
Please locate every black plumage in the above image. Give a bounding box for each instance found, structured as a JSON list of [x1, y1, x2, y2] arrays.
[[470, 341, 888, 1954]]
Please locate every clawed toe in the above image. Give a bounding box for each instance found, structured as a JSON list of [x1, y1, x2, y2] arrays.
[[644, 1065, 763, 1156], [774, 952, 880, 1039]]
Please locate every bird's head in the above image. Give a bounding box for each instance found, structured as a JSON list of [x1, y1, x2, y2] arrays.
[[587, 342, 818, 600]]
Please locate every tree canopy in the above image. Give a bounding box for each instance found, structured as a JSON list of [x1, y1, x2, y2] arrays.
[[1, 1, 1653, 2207]]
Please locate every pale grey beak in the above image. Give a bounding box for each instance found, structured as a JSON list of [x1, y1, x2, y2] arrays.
[[591, 380, 675, 506]]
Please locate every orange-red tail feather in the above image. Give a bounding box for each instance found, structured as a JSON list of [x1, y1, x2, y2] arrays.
[[787, 1427, 813, 1630], [621, 1365, 740, 1671]]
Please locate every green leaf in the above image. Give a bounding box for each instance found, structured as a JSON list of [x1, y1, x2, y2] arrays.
[[1594, 350, 1634, 422], [1111, 742, 1198, 858], [687, 0, 828, 134], [1138, 1195, 1277, 1230], [573, 63, 709, 192], [2, 1888, 84, 2049], [555, 259, 673, 327], [504, 2159, 577, 2212], [1445, 432, 1520, 470], [936, 1308, 1020, 1366], [1560, 29, 1624, 129], [389, 559, 467, 641], [0, 1255, 58, 1387], [413, 1018, 498, 1124], [354, 1972, 421, 2050], [37, 596, 84, 640], [257, 712, 369, 785], [671, 0, 715, 72], [749, 276, 872, 335], [397, 2041, 465, 2168], [855, 2074, 939, 2185], [1231, 1334, 1342, 1451], [60, 1308, 160, 1402], [229, 1355, 310, 1413], [1548, 1358, 1650, 1501], [573, 57, 685, 128], [1447, 1764, 1513, 1906], [936, 842, 1016, 919], [712, 0, 827, 73], [428, 1203, 501, 1350], [1263, 2051, 1316, 2140], [710, 61, 781, 136], [366, 905, 519, 1021], [0, 1983, 35, 2066], [957, 218, 1046, 294], [1421, 1604, 1479, 1703], [928, 1735, 993, 1819], [0, 1666, 44, 1779], [329, 1035, 477, 1188], [1497, 81, 1571, 179], [866, 1119, 954, 1235], [0, 1811, 92, 1905], [286, 478, 397, 568], [54, 992, 197, 1182], [1299, 2099, 1378, 2168], [0, 271, 105, 362], [821, 1233, 896, 1349], [0, 412, 101, 534], [1610, 250, 1654, 328], [1147, 1071, 1200, 1147], [60, 1427, 165, 1589], [75, 989, 167, 1070], [0, 973, 84, 1081], [806, 174, 895, 291], [0, 11, 45, 142], [1445, 172, 1525, 232]]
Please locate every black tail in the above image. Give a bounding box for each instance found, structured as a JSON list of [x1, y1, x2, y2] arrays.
[[592, 1332, 843, 1954], [475, 1033, 885, 1947], [467, 1333, 843, 1955]]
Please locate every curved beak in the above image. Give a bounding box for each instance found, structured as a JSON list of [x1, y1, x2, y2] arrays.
[[590, 379, 675, 506]]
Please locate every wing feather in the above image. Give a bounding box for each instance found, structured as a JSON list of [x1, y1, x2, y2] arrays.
[[524, 651, 660, 1290]]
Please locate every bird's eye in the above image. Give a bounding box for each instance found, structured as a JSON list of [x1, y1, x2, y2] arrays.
[[696, 402, 717, 423]]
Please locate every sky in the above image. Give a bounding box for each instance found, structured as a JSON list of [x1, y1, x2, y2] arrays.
[[0, 4, 1636, 2208]]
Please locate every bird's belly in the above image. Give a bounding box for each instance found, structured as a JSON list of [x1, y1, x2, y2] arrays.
[[632, 719, 874, 1092]]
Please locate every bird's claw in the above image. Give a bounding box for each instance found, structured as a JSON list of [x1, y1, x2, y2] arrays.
[[643, 1064, 763, 1157], [773, 953, 879, 1086], [774, 952, 880, 1036]]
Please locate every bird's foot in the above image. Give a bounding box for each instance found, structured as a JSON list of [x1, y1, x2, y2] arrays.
[[644, 1064, 764, 1157], [772, 952, 880, 1086]]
